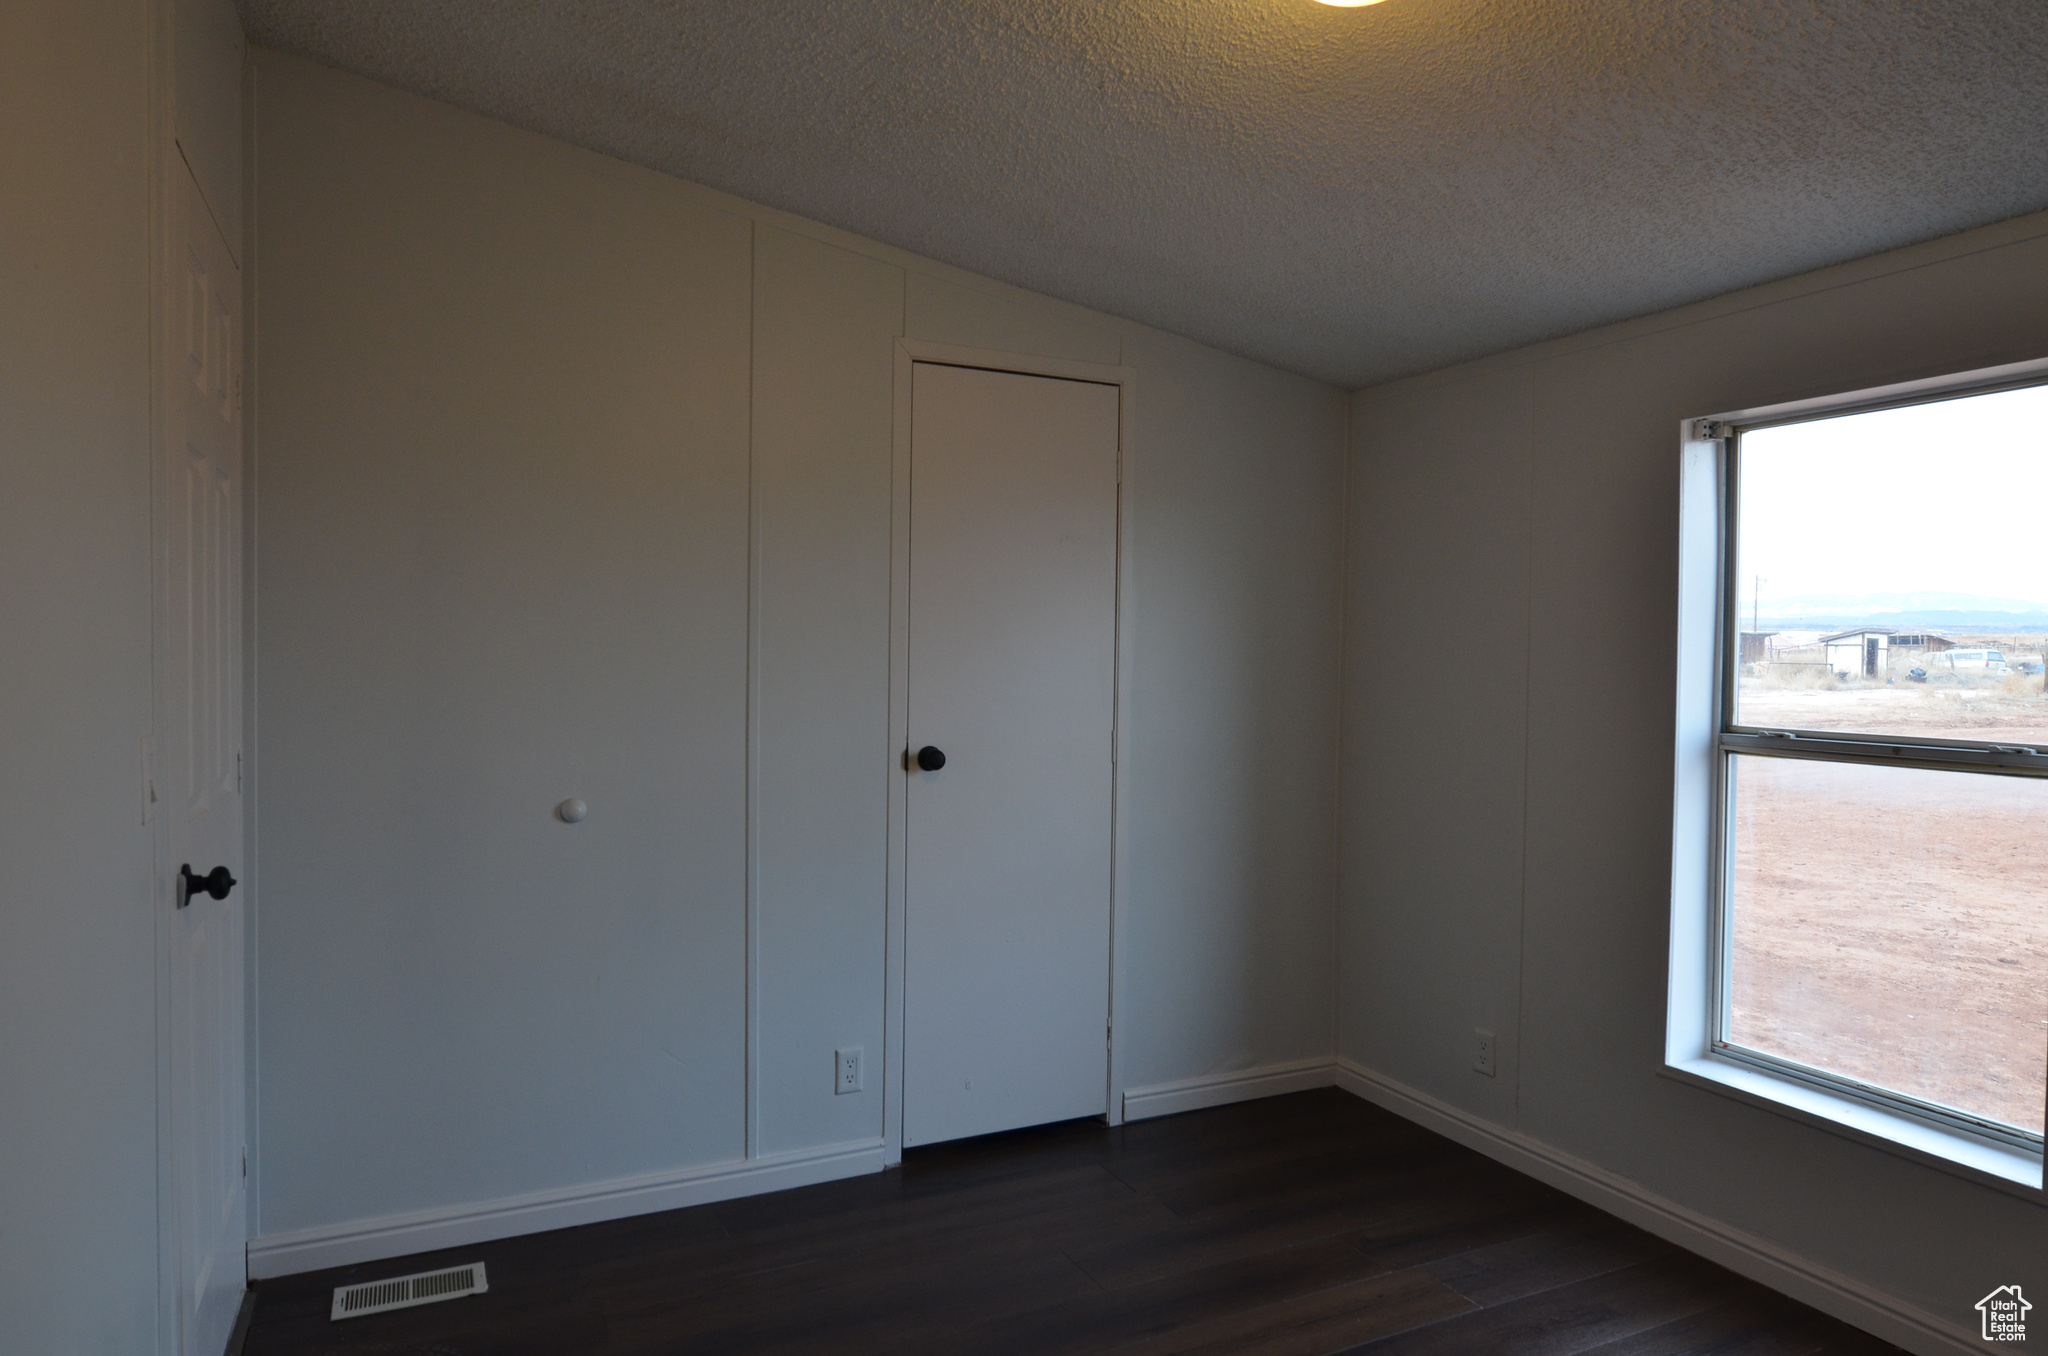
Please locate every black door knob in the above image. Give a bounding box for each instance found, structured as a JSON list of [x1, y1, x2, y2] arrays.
[[179, 863, 237, 907], [915, 745, 946, 772]]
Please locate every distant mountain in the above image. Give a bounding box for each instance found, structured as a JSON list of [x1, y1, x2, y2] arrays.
[[1752, 591, 2048, 632]]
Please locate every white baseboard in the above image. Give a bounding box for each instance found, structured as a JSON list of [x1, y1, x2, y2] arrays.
[[1333, 1060, 1976, 1356], [1121, 1056, 1339, 1122], [246, 1137, 885, 1279]]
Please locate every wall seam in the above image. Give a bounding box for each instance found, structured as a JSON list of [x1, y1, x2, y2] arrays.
[[1330, 391, 1354, 1064], [241, 42, 262, 1247], [148, 4, 174, 1350], [744, 218, 761, 1161], [1512, 367, 1535, 1132]]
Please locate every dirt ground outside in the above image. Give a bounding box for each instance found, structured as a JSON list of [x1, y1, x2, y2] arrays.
[[1738, 632, 2048, 745], [1729, 755, 2048, 1135], [1738, 684, 2048, 746]]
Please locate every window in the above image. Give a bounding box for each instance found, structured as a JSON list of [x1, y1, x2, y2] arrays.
[[1673, 363, 2048, 1188]]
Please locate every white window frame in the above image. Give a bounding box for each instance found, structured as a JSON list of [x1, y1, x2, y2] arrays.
[[1669, 357, 2048, 1197]]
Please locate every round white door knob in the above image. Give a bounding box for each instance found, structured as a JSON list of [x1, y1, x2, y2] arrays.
[[556, 798, 588, 824]]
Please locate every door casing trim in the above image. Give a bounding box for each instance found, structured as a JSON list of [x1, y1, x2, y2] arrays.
[[886, 339, 1137, 1163]]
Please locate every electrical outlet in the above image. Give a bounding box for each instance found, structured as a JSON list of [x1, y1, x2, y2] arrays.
[[1473, 1029, 1497, 1077], [835, 1046, 864, 1095]]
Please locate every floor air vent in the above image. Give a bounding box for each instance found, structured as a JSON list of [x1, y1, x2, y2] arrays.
[[331, 1262, 488, 1321]]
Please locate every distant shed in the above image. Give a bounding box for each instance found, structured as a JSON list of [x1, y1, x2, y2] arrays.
[[1738, 631, 1779, 666], [1820, 627, 1893, 678], [1891, 633, 1955, 652]]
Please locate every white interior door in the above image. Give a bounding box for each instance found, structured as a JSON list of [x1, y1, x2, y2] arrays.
[[903, 362, 1118, 1148], [162, 162, 246, 1356]]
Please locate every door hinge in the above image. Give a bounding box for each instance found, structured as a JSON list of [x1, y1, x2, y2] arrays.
[[1691, 418, 1734, 443]]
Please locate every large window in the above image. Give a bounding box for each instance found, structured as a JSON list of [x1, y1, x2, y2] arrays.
[[1692, 374, 2048, 1170]]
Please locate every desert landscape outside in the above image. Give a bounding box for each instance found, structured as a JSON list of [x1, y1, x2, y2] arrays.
[[1723, 383, 2048, 1142], [1735, 634, 2048, 743], [1727, 751, 2048, 1135]]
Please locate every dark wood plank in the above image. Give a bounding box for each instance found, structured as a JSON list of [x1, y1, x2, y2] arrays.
[[1112, 1267, 1476, 1356], [707, 1162, 1153, 1284], [1574, 1290, 1839, 1356], [1424, 1212, 1675, 1307], [956, 1233, 1452, 1356], [1805, 1327, 1920, 1356], [1066, 1150, 1522, 1292], [601, 1243, 1099, 1355], [1340, 1253, 1742, 1356], [1346, 1185, 1596, 1278]]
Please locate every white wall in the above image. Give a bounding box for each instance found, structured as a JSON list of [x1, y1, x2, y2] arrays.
[[750, 227, 902, 1158], [247, 49, 1346, 1265], [1341, 212, 2048, 1350], [0, 2, 159, 1350], [1119, 326, 1346, 1085], [250, 55, 754, 1232]]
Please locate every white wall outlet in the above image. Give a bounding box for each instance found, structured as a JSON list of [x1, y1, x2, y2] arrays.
[[835, 1046, 863, 1095], [1473, 1028, 1497, 1077]]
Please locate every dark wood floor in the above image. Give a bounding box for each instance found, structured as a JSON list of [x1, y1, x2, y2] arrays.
[[243, 1090, 1902, 1356]]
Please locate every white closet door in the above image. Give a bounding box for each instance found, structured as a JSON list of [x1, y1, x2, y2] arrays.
[[903, 362, 1118, 1148], [163, 162, 246, 1356]]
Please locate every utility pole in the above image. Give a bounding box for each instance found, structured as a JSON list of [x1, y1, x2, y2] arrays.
[[1750, 575, 1766, 668]]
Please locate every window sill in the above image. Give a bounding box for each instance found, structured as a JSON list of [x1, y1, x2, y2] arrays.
[[1662, 1053, 2043, 1200]]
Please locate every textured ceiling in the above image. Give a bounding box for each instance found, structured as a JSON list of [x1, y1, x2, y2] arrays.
[[238, 1, 2048, 387]]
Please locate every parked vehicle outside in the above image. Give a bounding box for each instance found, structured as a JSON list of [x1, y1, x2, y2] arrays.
[[1924, 647, 2010, 676]]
